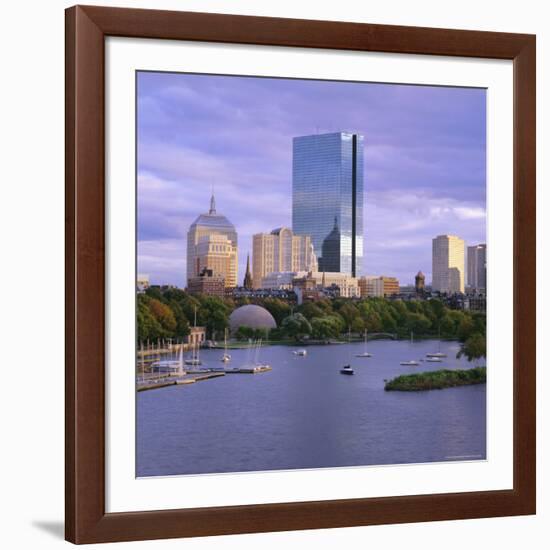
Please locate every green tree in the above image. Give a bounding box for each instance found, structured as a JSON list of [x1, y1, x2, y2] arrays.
[[311, 315, 342, 340], [261, 298, 291, 325], [137, 297, 163, 342], [457, 333, 486, 361], [148, 298, 177, 337], [235, 326, 254, 341], [338, 303, 360, 330], [405, 312, 431, 335], [281, 313, 312, 341]]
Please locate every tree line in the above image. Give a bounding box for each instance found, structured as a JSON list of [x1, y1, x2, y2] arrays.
[[138, 287, 486, 360]]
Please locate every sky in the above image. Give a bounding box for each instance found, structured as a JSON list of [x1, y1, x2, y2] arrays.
[[137, 71, 486, 287]]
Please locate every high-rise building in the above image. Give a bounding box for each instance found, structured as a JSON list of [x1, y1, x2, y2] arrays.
[[252, 227, 317, 289], [186, 195, 238, 288], [432, 235, 465, 294], [467, 244, 487, 291], [292, 132, 364, 277]]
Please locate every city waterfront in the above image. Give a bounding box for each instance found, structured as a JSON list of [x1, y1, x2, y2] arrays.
[[137, 338, 486, 477]]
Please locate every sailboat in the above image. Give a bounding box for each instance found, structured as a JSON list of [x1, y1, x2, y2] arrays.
[[254, 339, 271, 369], [400, 331, 420, 366], [426, 325, 447, 358], [355, 329, 372, 358], [220, 328, 231, 363], [184, 341, 202, 366]]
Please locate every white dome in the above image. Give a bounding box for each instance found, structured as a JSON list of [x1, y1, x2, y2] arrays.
[[229, 305, 277, 333]]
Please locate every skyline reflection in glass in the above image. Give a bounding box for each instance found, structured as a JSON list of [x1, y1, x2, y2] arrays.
[[292, 132, 364, 277]]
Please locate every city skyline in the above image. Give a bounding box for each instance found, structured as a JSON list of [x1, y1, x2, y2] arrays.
[[137, 71, 486, 287]]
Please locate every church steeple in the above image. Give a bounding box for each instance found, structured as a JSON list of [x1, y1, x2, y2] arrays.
[[243, 253, 253, 289], [209, 192, 217, 215]]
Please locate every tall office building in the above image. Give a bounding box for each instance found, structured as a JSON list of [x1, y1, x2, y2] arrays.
[[292, 132, 364, 277], [467, 244, 487, 291], [186, 194, 238, 288], [252, 227, 317, 289], [432, 235, 465, 294]]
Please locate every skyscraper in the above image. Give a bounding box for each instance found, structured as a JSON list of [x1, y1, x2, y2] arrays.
[[432, 235, 465, 294], [467, 244, 487, 291], [252, 227, 317, 289], [186, 194, 238, 288], [292, 132, 364, 276]]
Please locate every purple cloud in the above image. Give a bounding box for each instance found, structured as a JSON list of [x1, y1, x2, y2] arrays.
[[137, 72, 486, 287]]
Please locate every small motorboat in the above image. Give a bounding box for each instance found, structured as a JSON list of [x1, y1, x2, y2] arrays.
[[400, 360, 420, 366], [426, 357, 443, 363], [293, 349, 307, 356], [340, 364, 355, 375]]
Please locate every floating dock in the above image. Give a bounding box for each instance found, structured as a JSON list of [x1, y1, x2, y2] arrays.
[[137, 365, 272, 392]]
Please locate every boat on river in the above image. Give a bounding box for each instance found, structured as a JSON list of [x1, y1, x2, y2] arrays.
[[220, 329, 231, 363], [400, 332, 419, 366], [426, 326, 447, 358], [293, 349, 307, 356], [340, 364, 355, 375], [355, 329, 372, 358]]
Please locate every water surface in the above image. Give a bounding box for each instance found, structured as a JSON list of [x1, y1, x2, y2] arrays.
[[137, 338, 486, 476]]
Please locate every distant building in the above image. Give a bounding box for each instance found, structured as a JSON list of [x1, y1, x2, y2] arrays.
[[261, 271, 308, 290], [243, 253, 253, 289], [187, 194, 238, 288], [252, 227, 317, 289], [137, 274, 150, 293], [307, 271, 360, 298], [187, 326, 206, 346], [432, 235, 465, 294], [187, 268, 225, 297], [415, 271, 426, 295], [292, 132, 364, 277], [359, 276, 400, 298], [467, 244, 487, 292]]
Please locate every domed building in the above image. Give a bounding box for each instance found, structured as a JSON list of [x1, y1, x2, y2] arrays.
[[229, 305, 277, 334], [186, 194, 238, 288]]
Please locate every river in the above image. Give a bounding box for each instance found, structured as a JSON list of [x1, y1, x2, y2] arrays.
[[137, 338, 486, 477]]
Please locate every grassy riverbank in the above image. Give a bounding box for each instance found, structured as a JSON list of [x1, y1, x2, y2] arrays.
[[384, 367, 486, 391]]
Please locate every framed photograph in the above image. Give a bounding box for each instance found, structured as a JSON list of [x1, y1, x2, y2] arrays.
[[65, 5, 536, 544]]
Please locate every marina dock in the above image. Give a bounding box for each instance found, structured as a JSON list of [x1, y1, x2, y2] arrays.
[[137, 366, 271, 392]]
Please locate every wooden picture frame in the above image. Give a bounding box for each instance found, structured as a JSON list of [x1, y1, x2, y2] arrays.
[[65, 4, 536, 544]]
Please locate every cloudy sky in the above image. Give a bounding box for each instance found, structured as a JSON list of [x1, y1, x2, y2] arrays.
[[137, 71, 486, 287]]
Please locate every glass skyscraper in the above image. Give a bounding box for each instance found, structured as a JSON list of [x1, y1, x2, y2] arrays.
[[292, 132, 364, 277]]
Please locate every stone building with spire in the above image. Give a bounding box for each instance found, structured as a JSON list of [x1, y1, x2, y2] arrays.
[[243, 254, 253, 289], [186, 194, 238, 288]]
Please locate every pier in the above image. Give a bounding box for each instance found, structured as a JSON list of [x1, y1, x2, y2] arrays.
[[137, 366, 271, 392]]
